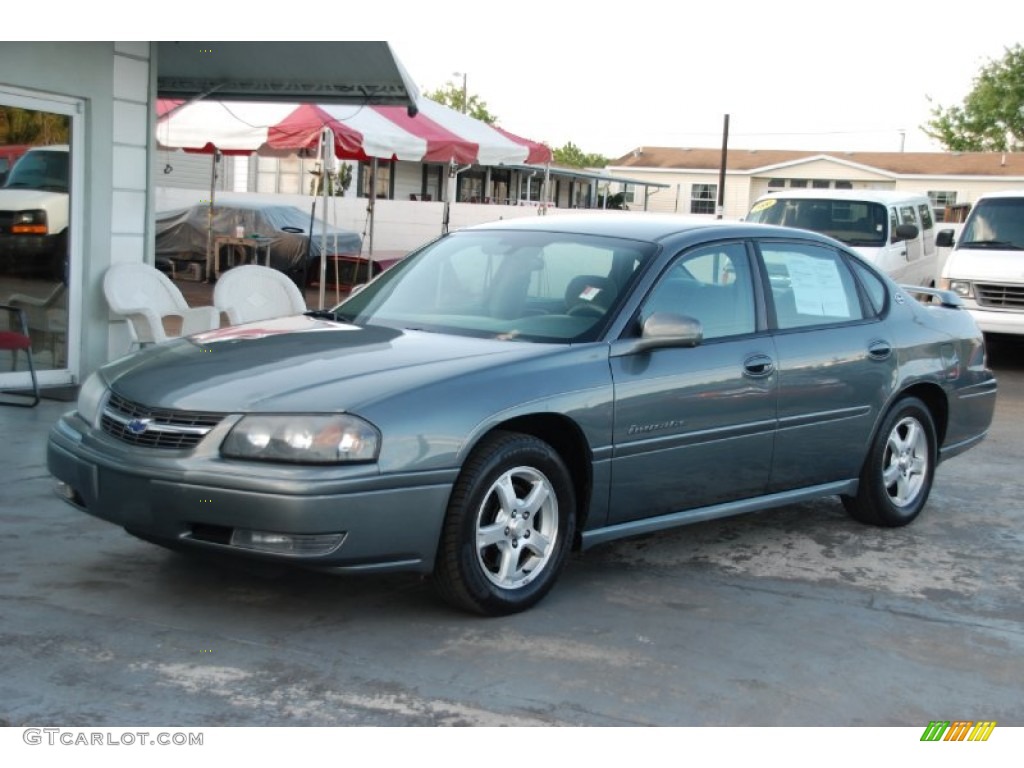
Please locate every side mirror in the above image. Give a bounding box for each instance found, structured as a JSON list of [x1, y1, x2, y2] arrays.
[[935, 229, 955, 248], [611, 312, 703, 357], [893, 223, 919, 242]]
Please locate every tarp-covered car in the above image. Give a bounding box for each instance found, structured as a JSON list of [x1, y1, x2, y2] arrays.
[[155, 200, 363, 285]]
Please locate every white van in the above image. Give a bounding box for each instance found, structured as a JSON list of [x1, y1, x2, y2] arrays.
[[937, 189, 1024, 337], [745, 190, 939, 287]]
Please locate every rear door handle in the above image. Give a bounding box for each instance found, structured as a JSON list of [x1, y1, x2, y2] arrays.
[[743, 353, 775, 377], [868, 339, 892, 360]]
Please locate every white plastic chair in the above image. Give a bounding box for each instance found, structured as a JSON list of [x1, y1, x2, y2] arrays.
[[214, 265, 307, 325], [103, 263, 220, 346]]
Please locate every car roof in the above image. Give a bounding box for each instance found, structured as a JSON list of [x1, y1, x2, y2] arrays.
[[751, 189, 930, 205], [974, 189, 1024, 201], [463, 212, 787, 243]]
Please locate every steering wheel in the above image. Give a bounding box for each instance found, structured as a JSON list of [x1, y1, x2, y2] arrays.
[[566, 303, 605, 318]]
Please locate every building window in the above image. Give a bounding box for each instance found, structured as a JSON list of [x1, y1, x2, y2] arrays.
[[358, 161, 392, 199], [789, 179, 808, 188], [812, 179, 831, 189], [690, 183, 717, 215], [928, 191, 957, 221], [624, 184, 636, 204], [768, 178, 785, 189], [835, 180, 853, 189]]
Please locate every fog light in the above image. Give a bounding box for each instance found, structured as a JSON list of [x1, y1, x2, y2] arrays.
[[54, 481, 83, 505], [229, 528, 345, 556]]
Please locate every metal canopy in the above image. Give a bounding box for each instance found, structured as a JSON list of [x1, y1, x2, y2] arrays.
[[156, 42, 420, 110]]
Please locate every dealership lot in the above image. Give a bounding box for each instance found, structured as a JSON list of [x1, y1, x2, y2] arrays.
[[1, 339, 1022, 727]]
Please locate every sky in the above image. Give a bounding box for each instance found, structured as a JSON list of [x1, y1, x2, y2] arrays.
[[48, 1, 1023, 160], [384, 0, 1022, 158]]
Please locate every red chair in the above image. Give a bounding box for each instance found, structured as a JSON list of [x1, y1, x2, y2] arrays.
[[0, 304, 40, 407]]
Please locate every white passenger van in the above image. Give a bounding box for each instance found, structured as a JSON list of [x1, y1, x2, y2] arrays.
[[745, 190, 939, 287], [937, 189, 1024, 337]]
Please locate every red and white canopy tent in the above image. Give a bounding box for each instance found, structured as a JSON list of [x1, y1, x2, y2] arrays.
[[156, 97, 551, 305]]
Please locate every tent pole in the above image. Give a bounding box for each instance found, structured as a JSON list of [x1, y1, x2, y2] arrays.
[[205, 149, 220, 282], [369, 157, 377, 259], [318, 128, 331, 310]]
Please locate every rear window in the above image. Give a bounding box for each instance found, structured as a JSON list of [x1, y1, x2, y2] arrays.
[[747, 197, 887, 248]]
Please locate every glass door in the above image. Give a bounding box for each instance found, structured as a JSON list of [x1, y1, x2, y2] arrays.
[[0, 87, 82, 391]]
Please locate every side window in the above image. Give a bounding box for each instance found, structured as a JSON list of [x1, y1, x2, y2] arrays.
[[848, 258, 887, 317], [889, 208, 900, 243], [918, 204, 934, 231], [900, 205, 918, 227], [760, 242, 866, 330], [641, 242, 755, 340]]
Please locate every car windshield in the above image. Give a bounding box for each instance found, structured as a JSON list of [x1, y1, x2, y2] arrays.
[[333, 229, 656, 342], [958, 198, 1024, 251], [747, 197, 888, 247], [3, 149, 68, 193]]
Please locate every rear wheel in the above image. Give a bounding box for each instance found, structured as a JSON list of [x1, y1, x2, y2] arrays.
[[842, 397, 936, 527], [433, 431, 575, 615]]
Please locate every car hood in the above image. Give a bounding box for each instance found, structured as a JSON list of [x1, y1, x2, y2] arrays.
[[0, 187, 68, 208], [102, 315, 545, 413], [946, 248, 1024, 282]]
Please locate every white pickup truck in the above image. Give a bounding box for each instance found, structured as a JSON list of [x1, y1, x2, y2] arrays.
[[0, 144, 68, 280]]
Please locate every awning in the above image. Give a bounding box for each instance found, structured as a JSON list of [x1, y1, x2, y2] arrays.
[[156, 97, 552, 166], [157, 42, 420, 110]]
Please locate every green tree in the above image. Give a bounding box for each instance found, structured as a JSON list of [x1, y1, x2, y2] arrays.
[[425, 81, 498, 125], [0, 107, 70, 145], [553, 141, 608, 169], [924, 45, 1024, 152]]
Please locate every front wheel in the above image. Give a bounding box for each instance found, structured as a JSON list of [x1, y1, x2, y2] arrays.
[[433, 431, 576, 616], [842, 397, 936, 527]]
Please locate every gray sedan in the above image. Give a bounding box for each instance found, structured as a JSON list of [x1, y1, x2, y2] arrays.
[[48, 215, 997, 615]]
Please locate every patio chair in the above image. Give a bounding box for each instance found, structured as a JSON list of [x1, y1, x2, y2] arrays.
[[4, 282, 67, 363], [0, 304, 40, 407], [213, 264, 307, 325], [103, 262, 220, 347]]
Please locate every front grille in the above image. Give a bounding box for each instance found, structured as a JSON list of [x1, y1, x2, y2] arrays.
[[100, 392, 223, 450], [975, 282, 1024, 309]]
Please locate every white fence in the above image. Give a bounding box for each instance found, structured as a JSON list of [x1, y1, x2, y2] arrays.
[[155, 188, 634, 255]]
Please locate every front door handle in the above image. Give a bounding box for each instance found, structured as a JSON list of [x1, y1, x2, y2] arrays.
[[743, 353, 775, 377]]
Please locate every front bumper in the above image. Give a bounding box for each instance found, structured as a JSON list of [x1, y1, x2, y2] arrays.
[[47, 412, 455, 574], [965, 306, 1024, 336]]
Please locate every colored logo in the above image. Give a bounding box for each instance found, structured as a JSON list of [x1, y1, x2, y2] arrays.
[[126, 418, 153, 436], [920, 721, 996, 742]]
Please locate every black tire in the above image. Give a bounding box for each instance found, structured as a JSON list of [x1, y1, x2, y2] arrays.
[[433, 430, 576, 616], [842, 397, 936, 527]]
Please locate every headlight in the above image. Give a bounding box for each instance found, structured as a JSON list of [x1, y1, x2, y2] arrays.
[[946, 279, 973, 298], [221, 414, 380, 464], [76, 372, 109, 428], [11, 209, 48, 235]]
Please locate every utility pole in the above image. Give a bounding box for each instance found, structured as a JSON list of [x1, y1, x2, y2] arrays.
[[717, 114, 729, 219]]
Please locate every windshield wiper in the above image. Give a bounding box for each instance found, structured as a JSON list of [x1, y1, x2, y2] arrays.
[[961, 240, 1024, 250], [304, 308, 340, 320]]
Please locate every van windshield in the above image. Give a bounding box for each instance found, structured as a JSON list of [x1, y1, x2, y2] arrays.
[[3, 149, 68, 193], [747, 197, 887, 247], [959, 198, 1024, 250]]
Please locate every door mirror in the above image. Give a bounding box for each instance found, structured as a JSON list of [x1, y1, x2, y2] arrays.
[[893, 223, 919, 242], [935, 229, 955, 248], [612, 312, 703, 356]]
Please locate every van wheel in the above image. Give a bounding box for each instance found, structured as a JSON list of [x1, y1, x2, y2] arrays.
[[842, 397, 936, 527]]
